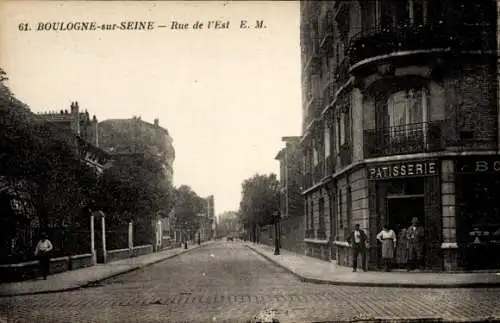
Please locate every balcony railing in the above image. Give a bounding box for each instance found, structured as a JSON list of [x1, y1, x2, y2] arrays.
[[346, 22, 495, 69], [363, 121, 443, 158]]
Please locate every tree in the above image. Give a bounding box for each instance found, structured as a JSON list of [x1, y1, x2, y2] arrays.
[[216, 211, 241, 238], [173, 185, 205, 240], [0, 68, 99, 229], [238, 173, 280, 242], [95, 154, 174, 226]]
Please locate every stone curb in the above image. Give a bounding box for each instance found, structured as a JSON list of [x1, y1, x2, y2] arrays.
[[0, 243, 211, 297], [246, 244, 500, 289], [312, 318, 500, 323]]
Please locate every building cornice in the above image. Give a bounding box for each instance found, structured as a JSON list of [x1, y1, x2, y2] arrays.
[[301, 150, 500, 195]]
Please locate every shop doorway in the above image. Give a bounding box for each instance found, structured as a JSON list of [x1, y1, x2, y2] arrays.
[[386, 195, 425, 269]]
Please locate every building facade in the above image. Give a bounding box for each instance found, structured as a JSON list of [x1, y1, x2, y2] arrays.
[[98, 117, 175, 182], [34, 101, 110, 175], [275, 136, 305, 254], [300, 0, 499, 271]]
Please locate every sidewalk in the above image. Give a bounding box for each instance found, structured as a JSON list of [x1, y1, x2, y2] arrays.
[[0, 241, 212, 297], [246, 243, 500, 288]]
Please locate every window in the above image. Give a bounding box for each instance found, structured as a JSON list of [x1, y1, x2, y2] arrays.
[[338, 107, 350, 147], [305, 199, 309, 229], [346, 185, 352, 231], [310, 200, 314, 230], [319, 198, 325, 237], [387, 88, 427, 137], [313, 145, 319, 166], [324, 125, 331, 158], [361, 0, 378, 32], [338, 189, 343, 229]]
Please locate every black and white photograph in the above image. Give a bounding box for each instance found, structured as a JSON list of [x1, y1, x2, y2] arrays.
[[0, 1, 500, 322]]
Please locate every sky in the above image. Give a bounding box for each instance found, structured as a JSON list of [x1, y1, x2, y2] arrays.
[[0, 1, 302, 215]]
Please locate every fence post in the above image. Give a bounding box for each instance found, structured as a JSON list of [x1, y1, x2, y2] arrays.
[[128, 221, 133, 256], [90, 215, 96, 266], [101, 215, 107, 263]]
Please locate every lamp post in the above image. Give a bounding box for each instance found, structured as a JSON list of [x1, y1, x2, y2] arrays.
[[271, 181, 281, 256], [273, 210, 280, 255]]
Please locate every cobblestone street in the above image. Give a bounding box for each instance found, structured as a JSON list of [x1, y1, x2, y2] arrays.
[[1, 242, 499, 322]]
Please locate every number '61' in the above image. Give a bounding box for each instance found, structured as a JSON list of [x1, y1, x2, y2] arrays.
[[18, 23, 29, 31]]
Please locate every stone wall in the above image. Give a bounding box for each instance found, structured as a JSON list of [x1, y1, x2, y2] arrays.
[[259, 216, 305, 254]]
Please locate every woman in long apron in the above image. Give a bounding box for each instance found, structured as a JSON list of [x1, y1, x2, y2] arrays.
[[377, 226, 397, 272]]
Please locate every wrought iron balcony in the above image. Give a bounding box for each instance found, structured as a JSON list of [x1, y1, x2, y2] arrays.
[[363, 121, 443, 158], [346, 22, 495, 69]]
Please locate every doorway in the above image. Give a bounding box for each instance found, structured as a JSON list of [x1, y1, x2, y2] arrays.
[[386, 195, 425, 268]]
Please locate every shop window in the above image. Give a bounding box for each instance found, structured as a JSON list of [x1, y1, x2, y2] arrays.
[[318, 198, 325, 236], [346, 186, 352, 231], [304, 200, 309, 229], [310, 200, 315, 231]]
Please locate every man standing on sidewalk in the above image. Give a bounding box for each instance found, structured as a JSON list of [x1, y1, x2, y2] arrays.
[[34, 232, 53, 280], [347, 224, 367, 272]]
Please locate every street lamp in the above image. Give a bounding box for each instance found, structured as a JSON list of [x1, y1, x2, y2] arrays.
[[273, 210, 280, 255]]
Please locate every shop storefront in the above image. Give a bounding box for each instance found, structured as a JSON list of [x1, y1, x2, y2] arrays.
[[455, 156, 500, 270], [367, 159, 442, 270]]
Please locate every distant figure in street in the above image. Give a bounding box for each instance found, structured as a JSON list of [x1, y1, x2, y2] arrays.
[[406, 217, 425, 271], [347, 224, 368, 272], [377, 225, 397, 272], [34, 232, 53, 280]]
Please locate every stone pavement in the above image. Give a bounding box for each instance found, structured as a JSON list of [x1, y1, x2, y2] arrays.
[[0, 241, 212, 297], [2, 241, 500, 323], [246, 242, 500, 288]]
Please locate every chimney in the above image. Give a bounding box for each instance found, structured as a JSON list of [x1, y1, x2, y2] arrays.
[[92, 115, 99, 147], [154, 118, 159, 127], [70, 101, 81, 135]]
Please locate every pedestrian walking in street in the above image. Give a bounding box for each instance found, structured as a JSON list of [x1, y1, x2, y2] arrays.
[[34, 232, 53, 280], [377, 226, 397, 272], [347, 224, 367, 272], [406, 217, 425, 271]]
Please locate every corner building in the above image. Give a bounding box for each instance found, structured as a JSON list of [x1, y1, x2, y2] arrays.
[[299, 0, 499, 271]]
